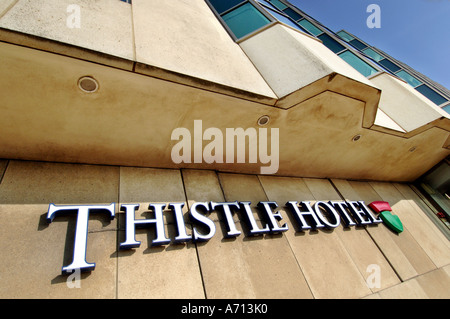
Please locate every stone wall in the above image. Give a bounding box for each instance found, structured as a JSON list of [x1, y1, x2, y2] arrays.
[[0, 159, 448, 298]]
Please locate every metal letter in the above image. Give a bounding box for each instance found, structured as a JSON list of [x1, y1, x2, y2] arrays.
[[120, 203, 171, 249], [47, 203, 115, 274], [258, 201, 288, 233], [313, 201, 341, 229], [347, 201, 373, 226], [169, 202, 192, 243], [239, 202, 270, 236], [190, 202, 216, 242], [286, 201, 325, 231], [210, 201, 241, 238], [358, 201, 383, 224], [330, 201, 356, 227]]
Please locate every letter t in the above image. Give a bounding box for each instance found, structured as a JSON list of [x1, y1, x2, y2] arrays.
[[47, 203, 115, 274]]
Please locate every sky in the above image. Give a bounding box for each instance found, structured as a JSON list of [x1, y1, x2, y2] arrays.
[[288, 0, 450, 90]]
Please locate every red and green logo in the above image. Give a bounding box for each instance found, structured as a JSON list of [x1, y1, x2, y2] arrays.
[[369, 201, 403, 233]]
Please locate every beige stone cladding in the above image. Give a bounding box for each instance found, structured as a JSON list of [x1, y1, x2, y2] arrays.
[[0, 160, 449, 298], [0, 41, 448, 182]]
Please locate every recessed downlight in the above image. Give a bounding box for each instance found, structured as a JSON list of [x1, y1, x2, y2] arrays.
[[78, 76, 99, 93], [257, 115, 270, 126], [352, 134, 362, 142]]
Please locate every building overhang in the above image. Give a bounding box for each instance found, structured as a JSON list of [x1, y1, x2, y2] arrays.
[[0, 39, 449, 182]]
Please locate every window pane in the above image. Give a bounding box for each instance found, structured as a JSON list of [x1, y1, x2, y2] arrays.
[[318, 33, 345, 53], [349, 38, 367, 50], [415, 84, 448, 105], [257, 0, 279, 11], [443, 104, 450, 114], [396, 70, 422, 87], [223, 2, 271, 39], [378, 58, 401, 73], [338, 50, 378, 77], [362, 48, 383, 62], [265, 6, 305, 31], [337, 31, 354, 42], [298, 19, 323, 36], [282, 7, 302, 21], [209, 0, 245, 14], [269, 0, 287, 10]]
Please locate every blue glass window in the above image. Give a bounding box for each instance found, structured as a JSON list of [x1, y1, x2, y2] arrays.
[[396, 70, 422, 88], [209, 0, 245, 14], [337, 31, 354, 42], [282, 7, 302, 21], [268, 0, 287, 10], [349, 39, 367, 50], [362, 48, 383, 62], [318, 33, 345, 53], [378, 58, 401, 73], [222, 2, 271, 39], [338, 50, 378, 77], [265, 6, 305, 32], [443, 104, 450, 114], [257, 0, 279, 11], [415, 84, 448, 105], [298, 19, 323, 36]]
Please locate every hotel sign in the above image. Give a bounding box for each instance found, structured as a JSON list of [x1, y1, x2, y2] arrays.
[[46, 200, 402, 274]]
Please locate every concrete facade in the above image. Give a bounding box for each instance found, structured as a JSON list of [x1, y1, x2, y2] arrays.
[[0, 40, 448, 181], [0, 0, 449, 299]]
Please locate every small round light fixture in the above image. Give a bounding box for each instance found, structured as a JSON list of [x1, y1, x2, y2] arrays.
[[257, 115, 270, 126], [352, 134, 362, 142], [78, 76, 99, 93]]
